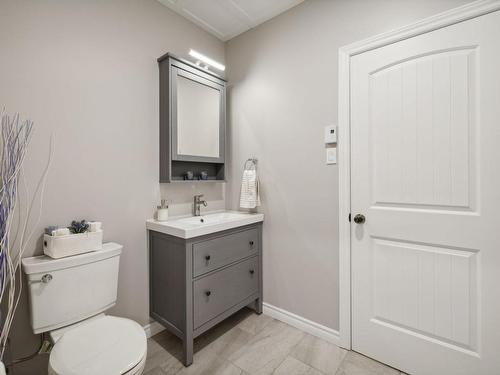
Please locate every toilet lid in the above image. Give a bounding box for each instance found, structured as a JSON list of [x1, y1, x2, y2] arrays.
[[49, 316, 147, 375]]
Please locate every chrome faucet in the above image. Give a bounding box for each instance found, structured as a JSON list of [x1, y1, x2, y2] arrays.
[[193, 194, 207, 216]]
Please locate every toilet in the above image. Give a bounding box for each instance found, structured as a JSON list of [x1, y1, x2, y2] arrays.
[[22, 243, 147, 375]]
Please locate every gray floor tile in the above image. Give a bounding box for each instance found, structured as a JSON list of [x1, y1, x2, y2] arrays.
[[236, 312, 275, 336], [144, 310, 404, 375], [146, 331, 185, 374], [159, 354, 185, 375], [143, 367, 167, 375], [195, 326, 254, 360], [273, 356, 325, 375], [291, 334, 347, 375], [147, 338, 166, 358], [336, 351, 399, 375], [238, 358, 285, 375], [229, 319, 305, 374], [143, 345, 179, 374], [177, 348, 242, 375]]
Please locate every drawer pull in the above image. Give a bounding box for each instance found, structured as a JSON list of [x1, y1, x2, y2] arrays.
[[205, 290, 211, 297], [249, 269, 255, 275], [205, 255, 211, 261], [249, 241, 254, 246]]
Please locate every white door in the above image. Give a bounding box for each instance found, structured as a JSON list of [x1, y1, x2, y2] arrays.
[[350, 9, 500, 375]]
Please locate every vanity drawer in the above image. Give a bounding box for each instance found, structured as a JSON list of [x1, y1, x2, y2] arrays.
[[193, 256, 259, 329], [193, 227, 259, 277]]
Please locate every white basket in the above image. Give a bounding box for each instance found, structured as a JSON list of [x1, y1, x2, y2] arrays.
[[43, 230, 103, 259]]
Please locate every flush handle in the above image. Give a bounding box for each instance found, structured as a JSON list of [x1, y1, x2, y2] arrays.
[[41, 274, 53, 284], [249, 241, 254, 246]]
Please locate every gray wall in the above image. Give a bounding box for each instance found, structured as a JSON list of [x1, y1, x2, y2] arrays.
[[225, 0, 471, 330], [0, 1, 224, 373]]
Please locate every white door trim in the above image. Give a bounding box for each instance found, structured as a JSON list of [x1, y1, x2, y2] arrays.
[[337, 0, 500, 350]]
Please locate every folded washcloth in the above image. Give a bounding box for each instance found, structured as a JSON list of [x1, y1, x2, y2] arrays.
[[240, 169, 261, 209]]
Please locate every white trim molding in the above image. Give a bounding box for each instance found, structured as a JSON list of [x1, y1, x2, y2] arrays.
[[337, 42, 352, 351], [145, 307, 341, 345], [143, 320, 166, 339], [341, 0, 500, 57], [263, 303, 340, 345], [337, 0, 500, 351]]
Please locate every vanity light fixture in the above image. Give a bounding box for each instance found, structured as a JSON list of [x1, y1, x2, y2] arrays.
[[189, 49, 225, 71]]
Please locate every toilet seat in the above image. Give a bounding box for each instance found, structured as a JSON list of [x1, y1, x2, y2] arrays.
[[48, 315, 147, 375]]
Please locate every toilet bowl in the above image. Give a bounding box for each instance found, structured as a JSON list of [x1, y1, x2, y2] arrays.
[[48, 315, 147, 375], [22, 243, 146, 375]]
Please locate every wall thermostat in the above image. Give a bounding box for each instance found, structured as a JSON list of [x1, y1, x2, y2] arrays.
[[324, 125, 337, 144]]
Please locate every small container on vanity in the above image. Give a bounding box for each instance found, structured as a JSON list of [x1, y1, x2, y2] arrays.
[[156, 199, 169, 221]]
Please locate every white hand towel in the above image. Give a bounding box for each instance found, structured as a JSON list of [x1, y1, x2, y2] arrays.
[[240, 169, 261, 209]]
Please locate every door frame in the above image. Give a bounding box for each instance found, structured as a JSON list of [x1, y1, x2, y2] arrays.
[[337, 0, 500, 350]]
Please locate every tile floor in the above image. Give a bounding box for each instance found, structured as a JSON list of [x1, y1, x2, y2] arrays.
[[144, 308, 406, 375]]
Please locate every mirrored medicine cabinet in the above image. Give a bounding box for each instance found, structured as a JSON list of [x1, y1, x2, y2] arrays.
[[158, 53, 226, 182]]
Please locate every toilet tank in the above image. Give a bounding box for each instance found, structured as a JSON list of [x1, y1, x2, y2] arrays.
[[22, 242, 122, 334]]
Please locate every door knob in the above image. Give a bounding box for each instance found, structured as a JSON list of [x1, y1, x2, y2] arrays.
[[353, 214, 366, 224]]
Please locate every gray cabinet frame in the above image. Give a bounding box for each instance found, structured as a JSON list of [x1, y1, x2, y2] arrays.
[[149, 223, 263, 367], [158, 53, 226, 182]]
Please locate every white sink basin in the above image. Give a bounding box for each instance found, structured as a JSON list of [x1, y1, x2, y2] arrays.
[[146, 211, 264, 239]]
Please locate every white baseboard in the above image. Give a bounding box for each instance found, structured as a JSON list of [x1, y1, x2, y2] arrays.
[[143, 320, 166, 339], [263, 303, 340, 345], [143, 305, 340, 345]]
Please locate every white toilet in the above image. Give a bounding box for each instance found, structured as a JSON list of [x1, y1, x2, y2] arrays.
[[22, 243, 147, 375]]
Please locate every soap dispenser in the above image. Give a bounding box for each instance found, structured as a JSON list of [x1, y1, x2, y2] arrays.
[[157, 199, 169, 221]]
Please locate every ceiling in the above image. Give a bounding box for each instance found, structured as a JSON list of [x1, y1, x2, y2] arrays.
[[158, 0, 305, 41]]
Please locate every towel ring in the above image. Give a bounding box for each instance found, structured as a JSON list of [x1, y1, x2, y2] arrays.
[[244, 158, 258, 171]]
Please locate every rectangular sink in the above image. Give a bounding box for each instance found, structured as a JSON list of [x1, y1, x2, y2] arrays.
[[146, 211, 264, 239]]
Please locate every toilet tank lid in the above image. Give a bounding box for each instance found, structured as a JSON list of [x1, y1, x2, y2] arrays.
[[22, 242, 122, 275]]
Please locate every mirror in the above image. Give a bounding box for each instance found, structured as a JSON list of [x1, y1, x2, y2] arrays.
[[177, 75, 220, 158]]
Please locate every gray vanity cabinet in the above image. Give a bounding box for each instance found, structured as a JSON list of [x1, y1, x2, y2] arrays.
[[149, 223, 263, 366]]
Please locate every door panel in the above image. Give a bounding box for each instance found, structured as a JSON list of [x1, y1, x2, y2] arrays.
[[371, 48, 475, 210], [351, 10, 500, 375], [372, 238, 478, 350]]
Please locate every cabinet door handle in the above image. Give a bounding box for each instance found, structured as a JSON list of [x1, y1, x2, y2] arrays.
[[205, 255, 211, 261], [249, 240, 254, 246], [205, 290, 211, 297], [249, 269, 255, 275]]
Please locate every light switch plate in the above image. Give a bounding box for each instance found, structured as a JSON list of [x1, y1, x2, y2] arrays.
[[324, 125, 337, 144], [326, 148, 337, 164]]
